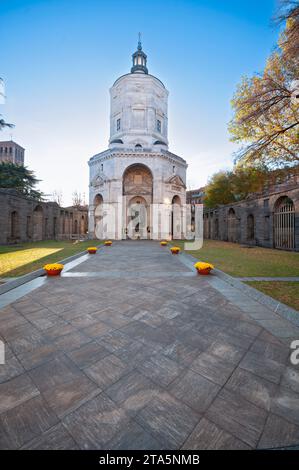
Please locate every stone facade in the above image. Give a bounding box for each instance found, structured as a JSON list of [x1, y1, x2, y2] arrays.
[[0, 141, 25, 165], [203, 177, 299, 251], [186, 187, 205, 205], [88, 40, 187, 239], [0, 189, 88, 244]]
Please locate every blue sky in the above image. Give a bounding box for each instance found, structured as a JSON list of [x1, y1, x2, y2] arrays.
[[0, 0, 281, 204]]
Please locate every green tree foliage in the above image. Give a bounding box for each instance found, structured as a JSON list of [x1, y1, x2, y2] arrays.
[[0, 162, 43, 200], [0, 114, 13, 131], [229, 1, 299, 168], [204, 163, 297, 208], [204, 165, 270, 208], [204, 171, 235, 208]]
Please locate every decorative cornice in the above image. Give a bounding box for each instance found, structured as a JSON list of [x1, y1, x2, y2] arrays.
[[88, 149, 187, 168]]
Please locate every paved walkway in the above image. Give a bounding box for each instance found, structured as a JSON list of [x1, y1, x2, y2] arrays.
[[0, 241, 299, 450], [237, 277, 299, 282]]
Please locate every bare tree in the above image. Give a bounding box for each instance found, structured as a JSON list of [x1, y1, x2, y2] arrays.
[[72, 190, 84, 207], [0, 78, 14, 130], [51, 190, 63, 206]]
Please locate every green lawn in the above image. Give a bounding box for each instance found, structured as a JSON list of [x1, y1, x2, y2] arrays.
[[173, 239, 299, 277], [171, 239, 299, 310], [247, 281, 299, 311], [0, 240, 100, 278]]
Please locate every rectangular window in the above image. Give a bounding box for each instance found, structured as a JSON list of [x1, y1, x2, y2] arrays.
[[263, 198, 269, 208], [157, 119, 161, 133], [116, 118, 121, 131]]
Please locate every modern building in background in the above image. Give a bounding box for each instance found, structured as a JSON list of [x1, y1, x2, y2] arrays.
[[186, 187, 205, 205], [0, 140, 25, 165], [88, 39, 188, 239]]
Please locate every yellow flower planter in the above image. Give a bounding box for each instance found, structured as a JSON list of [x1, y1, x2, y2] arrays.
[[160, 241, 168, 246], [87, 247, 98, 254], [43, 263, 64, 276], [194, 261, 214, 275], [170, 246, 181, 254], [104, 240, 112, 246]]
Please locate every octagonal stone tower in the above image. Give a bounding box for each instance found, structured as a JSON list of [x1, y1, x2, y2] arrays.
[[109, 38, 168, 151], [88, 38, 188, 239]]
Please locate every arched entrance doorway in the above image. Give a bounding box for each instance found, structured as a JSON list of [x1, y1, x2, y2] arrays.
[[33, 205, 43, 241], [123, 164, 153, 239], [171, 195, 181, 239], [274, 196, 295, 250], [127, 196, 149, 239], [94, 194, 104, 239]]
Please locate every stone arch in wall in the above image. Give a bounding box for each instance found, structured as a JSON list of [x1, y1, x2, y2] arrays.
[[81, 215, 86, 234], [273, 196, 295, 250], [33, 205, 43, 241], [171, 195, 182, 239], [94, 194, 104, 238], [214, 217, 219, 239], [123, 164, 153, 239], [227, 208, 237, 243], [26, 215, 32, 239], [247, 214, 255, 241], [123, 163, 153, 199], [127, 195, 150, 239], [53, 217, 57, 238], [203, 213, 208, 239], [209, 212, 214, 239], [10, 211, 19, 240], [65, 212, 70, 236]]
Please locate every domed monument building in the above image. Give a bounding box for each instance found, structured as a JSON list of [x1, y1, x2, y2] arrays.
[[88, 38, 188, 239]]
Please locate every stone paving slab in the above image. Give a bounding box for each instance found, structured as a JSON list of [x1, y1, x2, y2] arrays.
[[0, 240, 299, 450], [237, 277, 299, 282]]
